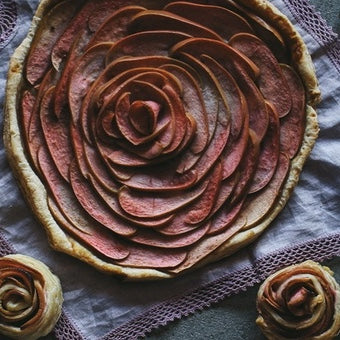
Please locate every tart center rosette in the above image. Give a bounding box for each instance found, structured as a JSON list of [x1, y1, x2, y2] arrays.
[[12, 0, 319, 278]]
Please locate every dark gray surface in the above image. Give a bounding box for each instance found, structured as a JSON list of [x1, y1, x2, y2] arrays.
[[146, 1, 339, 339], [310, 0, 340, 34]]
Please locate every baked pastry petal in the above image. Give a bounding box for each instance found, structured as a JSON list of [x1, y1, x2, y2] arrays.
[[256, 260, 340, 340], [0, 254, 63, 340], [5, 0, 320, 279]]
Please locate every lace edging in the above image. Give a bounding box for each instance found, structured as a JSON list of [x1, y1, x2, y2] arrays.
[[281, 0, 340, 73], [54, 310, 88, 340], [0, 0, 18, 50], [0, 230, 16, 256]]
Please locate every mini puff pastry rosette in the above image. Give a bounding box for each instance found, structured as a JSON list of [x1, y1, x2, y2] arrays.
[[4, 0, 320, 280], [256, 260, 340, 340], [0, 254, 63, 340]]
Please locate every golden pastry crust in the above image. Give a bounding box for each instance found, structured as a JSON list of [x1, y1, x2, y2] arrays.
[[0, 254, 63, 339], [256, 260, 340, 340], [4, 0, 320, 280]]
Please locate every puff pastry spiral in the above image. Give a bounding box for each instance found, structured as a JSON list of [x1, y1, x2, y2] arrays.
[[256, 260, 340, 340], [0, 254, 63, 340]]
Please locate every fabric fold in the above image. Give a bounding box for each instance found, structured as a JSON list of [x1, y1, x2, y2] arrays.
[[0, 0, 339, 339]]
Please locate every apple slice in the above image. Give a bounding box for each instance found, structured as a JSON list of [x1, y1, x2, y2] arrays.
[[168, 216, 247, 274], [129, 222, 209, 249], [40, 86, 74, 182], [87, 6, 146, 47], [51, 0, 121, 70], [68, 160, 137, 237], [26, 0, 81, 85], [229, 33, 292, 118], [160, 63, 209, 154], [223, 0, 288, 62], [48, 199, 129, 261], [128, 10, 223, 41], [280, 64, 306, 159], [115, 244, 187, 269], [24, 70, 58, 174], [106, 30, 191, 64], [185, 161, 223, 225], [164, 1, 254, 41], [88, 174, 175, 229], [207, 200, 245, 235], [249, 101, 280, 194], [238, 152, 290, 230], [118, 181, 206, 219], [68, 43, 112, 125]]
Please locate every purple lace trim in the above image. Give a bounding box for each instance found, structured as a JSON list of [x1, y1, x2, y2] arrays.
[[282, 0, 340, 73], [0, 231, 15, 256], [54, 310, 87, 340], [0, 0, 18, 50], [102, 234, 340, 340]]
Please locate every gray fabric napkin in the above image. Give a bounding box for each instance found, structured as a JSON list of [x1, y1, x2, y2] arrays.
[[0, 0, 339, 339]]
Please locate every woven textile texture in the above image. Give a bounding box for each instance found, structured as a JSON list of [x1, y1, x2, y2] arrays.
[[0, 0, 339, 339], [0, 0, 17, 50], [282, 0, 339, 72]]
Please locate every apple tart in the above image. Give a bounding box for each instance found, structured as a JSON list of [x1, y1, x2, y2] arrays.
[[4, 0, 320, 279], [0, 254, 63, 340]]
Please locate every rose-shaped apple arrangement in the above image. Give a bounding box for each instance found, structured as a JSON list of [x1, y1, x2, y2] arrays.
[[5, 0, 319, 278], [0, 254, 63, 340], [256, 261, 340, 339]]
